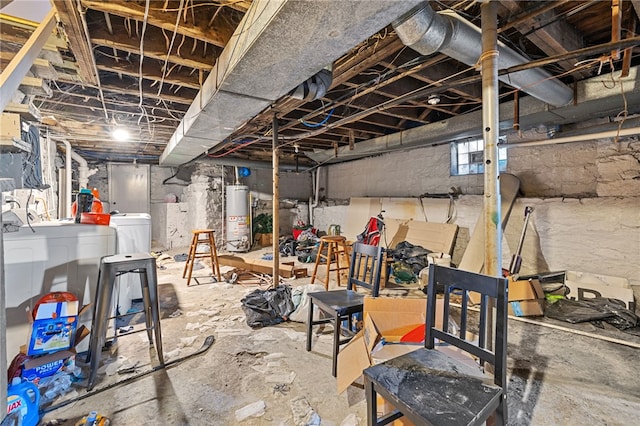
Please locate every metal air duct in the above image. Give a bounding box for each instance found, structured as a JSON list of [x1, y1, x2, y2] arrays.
[[393, 4, 573, 107]]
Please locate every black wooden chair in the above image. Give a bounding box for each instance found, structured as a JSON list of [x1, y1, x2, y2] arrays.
[[363, 264, 509, 426], [306, 242, 385, 377]]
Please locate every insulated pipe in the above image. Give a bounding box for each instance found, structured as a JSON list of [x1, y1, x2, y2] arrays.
[[393, 3, 573, 107], [204, 156, 303, 172], [58, 140, 73, 219], [501, 126, 640, 148]]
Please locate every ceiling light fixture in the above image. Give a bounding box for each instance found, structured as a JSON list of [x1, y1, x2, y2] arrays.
[[112, 128, 130, 142], [427, 94, 441, 105]]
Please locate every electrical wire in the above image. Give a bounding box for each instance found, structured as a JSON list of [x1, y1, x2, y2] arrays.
[[300, 108, 335, 128]]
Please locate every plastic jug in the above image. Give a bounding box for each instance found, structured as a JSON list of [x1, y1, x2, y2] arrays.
[[74, 188, 94, 223], [328, 224, 341, 236], [6, 377, 41, 426]]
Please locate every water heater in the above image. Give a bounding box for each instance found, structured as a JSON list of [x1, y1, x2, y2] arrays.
[[226, 185, 251, 252]]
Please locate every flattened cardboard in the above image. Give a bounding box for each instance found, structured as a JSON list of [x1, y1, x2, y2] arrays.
[[336, 331, 369, 394], [385, 219, 458, 254], [565, 270, 635, 310]]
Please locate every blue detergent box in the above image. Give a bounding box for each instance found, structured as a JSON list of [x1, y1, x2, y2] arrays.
[[27, 300, 79, 356], [21, 350, 75, 384]]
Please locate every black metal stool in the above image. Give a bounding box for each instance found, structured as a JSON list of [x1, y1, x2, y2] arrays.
[[87, 253, 164, 390]]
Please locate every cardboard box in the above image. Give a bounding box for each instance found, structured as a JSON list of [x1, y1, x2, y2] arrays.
[[28, 300, 79, 356], [564, 271, 635, 311], [508, 278, 545, 317], [336, 297, 431, 393], [257, 233, 273, 247], [21, 350, 75, 384]]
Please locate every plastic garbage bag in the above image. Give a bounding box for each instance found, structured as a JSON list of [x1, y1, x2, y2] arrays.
[[289, 284, 326, 323], [241, 285, 296, 328], [545, 297, 639, 330]]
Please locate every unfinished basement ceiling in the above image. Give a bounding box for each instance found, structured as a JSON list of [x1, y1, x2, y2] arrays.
[[2, 0, 640, 166]]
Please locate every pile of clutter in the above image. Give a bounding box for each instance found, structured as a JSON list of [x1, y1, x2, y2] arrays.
[[6, 291, 88, 425]]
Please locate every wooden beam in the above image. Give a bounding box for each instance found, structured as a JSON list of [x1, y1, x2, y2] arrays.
[[332, 35, 406, 88], [497, 0, 588, 77], [95, 55, 203, 90], [54, 0, 98, 85], [218, 0, 252, 13], [19, 76, 51, 97], [89, 24, 216, 70], [0, 52, 57, 79], [100, 82, 195, 105], [81, 0, 236, 47], [0, 10, 56, 112]]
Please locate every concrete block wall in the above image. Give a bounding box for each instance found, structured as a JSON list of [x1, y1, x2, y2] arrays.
[[313, 136, 640, 287], [312, 196, 640, 287], [182, 162, 225, 248], [244, 168, 312, 201], [324, 137, 640, 199]]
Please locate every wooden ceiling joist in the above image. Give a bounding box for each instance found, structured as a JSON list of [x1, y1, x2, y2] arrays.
[[54, 0, 99, 85], [94, 54, 203, 90], [89, 24, 216, 70], [81, 0, 236, 47]]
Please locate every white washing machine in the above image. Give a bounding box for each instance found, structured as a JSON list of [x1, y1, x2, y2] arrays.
[[108, 213, 152, 314], [3, 222, 117, 360]]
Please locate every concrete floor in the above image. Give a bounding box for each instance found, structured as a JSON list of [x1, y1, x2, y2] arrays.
[[39, 246, 640, 426]]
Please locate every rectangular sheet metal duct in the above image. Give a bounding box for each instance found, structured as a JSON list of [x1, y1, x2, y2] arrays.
[[160, 0, 423, 166]]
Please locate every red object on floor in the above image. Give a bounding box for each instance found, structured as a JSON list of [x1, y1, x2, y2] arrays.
[[400, 324, 426, 343]]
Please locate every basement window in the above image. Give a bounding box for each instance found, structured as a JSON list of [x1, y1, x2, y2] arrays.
[[450, 138, 507, 176]]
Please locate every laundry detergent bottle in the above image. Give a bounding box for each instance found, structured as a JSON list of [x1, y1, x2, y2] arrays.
[[6, 377, 41, 426]]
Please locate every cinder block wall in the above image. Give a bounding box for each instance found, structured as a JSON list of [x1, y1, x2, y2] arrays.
[[314, 137, 640, 287]]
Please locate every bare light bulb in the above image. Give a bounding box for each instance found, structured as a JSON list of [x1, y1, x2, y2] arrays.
[[112, 128, 130, 141]]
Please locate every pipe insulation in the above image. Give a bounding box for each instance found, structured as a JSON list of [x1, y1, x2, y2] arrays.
[[393, 4, 573, 107], [289, 68, 333, 102]]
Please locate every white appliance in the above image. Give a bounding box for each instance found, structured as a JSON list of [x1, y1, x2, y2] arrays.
[[108, 213, 152, 313], [3, 222, 116, 360]]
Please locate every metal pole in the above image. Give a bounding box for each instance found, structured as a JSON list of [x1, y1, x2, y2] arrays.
[[0, 199, 6, 421], [481, 0, 500, 357], [481, 0, 501, 278], [272, 114, 280, 281], [0, 9, 56, 112]]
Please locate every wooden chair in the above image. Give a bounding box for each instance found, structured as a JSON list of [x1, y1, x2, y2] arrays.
[[363, 264, 509, 425], [306, 242, 385, 377]]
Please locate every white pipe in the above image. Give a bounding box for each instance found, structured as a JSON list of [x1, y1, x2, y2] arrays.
[[58, 140, 72, 218], [309, 167, 321, 225], [500, 126, 640, 148], [70, 150, 97, 189]]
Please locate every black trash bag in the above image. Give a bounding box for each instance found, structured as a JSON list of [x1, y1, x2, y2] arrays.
[[545, 297, 639, 330], [279, 238, 297, 257], [544, 298, 612, 324], [388, 241, 432, 260], [241, 285, 296, 328]]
